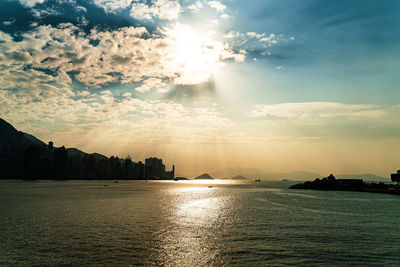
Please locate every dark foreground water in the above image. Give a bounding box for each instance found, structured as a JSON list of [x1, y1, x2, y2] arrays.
[[0, 180, 399, 266]]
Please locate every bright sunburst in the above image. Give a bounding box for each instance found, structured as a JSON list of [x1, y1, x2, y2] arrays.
[[164, 23, 230, 85]]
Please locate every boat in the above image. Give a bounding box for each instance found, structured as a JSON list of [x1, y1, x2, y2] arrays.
[[255, 179, 261, 182]]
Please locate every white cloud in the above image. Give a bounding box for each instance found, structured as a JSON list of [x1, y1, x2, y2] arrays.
[[76, 5, 87, 12], [0, 86, 233, 151], [187, 1, 203, 13], [93, 0, 132, 13], [220, 13, 230, 19], [162, 23, 246, 84], [248, 102, 386, 119], [130, 2, 154, 20], [208, 0, 226, 12], [246, 32, 265, 39], [19, 0, 45, 7], [135, 78, 169, 93], [130, 0, 181, 21], [223, 31, 241, 39], [2, 18, 16, 26], [260, 33, 276, 42], [0, 21, 246, 97], [31, 6, 61, 18]]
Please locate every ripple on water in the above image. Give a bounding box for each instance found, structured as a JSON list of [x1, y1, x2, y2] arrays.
[[0, 180, 400, 266]]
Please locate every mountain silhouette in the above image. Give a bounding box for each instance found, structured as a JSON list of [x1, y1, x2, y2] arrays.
[[0, 118, 109, 161], [0, 117, 176, 180], [195, 173, 214, 180], [0, 118, 45, 158], [210, 167, 390, 182], [66, 147, 108, 161], [210, 167, 321, 181], [231, 175, 249, 180]]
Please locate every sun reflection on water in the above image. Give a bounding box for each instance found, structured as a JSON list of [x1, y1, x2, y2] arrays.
[[155, 180, 235, 265], [156, 179, 240, 185]]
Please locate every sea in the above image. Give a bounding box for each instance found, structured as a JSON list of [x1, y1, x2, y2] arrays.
[[0, 179, 399, 266]]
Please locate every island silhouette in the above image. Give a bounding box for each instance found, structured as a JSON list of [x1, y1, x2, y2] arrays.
[[290, 173, 400, 195], [195, 173, 214, 180]]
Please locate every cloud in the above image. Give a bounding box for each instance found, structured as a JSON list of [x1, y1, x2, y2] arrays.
[[0, 86, 233, 152], [0, 24, 162, 90], [245, 32, 280, 51], [0, 20, 246, 101], [2, 18, 16, 26], [93, 0, 132, 13], [76, 5, 87, 12], [220, 13, 230, 19], [161, 23, 246, 84], [248, 102, 386, 119], [246, 32, 265, 39], [135, 78, 169, 93], [31, 6, 60, 18], [0, 24, 91, 95], [260, 33, 276, 42], [187, 1, 203, 13], [207, 1, 226, 12], [19, 0, 45, 7], [130, 0, 181, 21]]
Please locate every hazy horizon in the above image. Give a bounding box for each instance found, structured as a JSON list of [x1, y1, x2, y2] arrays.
[[1, 0, 400, 177]]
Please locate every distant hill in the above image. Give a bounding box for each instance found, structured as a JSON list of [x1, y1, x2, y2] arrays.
[[0, 118, 45, 158], [195, 173, 214, 180], [0, 117, 169, 180], [0, 118, 108, 163], [209, 168, 389, 182], [211, 167, 265, 178], [270, 171, 322, 181], [231, 175, 249, 180], [210, 167, 321, 181], [175, 177, 190, 180], [66, 148, 108, 161]]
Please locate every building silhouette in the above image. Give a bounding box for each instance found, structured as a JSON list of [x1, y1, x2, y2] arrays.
[[2, 138, 175, 180], [145, 157, 174, 179], [1, 118, 176, 180]]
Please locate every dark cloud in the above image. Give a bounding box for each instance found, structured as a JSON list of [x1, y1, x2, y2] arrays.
[[166, 78, 216, 100], [111, 54, 132, 64]]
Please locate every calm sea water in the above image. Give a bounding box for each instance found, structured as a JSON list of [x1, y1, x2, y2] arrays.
[[0, 180, 399, 266]]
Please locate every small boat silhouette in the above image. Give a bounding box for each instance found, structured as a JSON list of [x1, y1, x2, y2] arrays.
[[255, 179, 261, 182]]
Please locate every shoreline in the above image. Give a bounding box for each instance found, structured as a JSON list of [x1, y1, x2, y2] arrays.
[[290, 174, 400, 195]]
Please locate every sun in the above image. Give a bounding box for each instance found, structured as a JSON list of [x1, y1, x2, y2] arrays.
[[164, 23, 226, 85]]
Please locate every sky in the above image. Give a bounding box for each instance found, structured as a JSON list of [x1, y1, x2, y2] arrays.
[[1, 0, 400, 177]]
